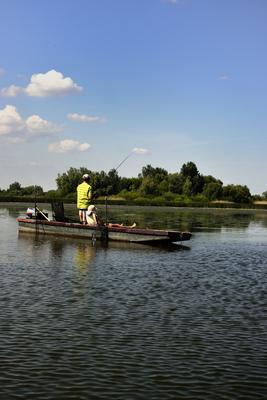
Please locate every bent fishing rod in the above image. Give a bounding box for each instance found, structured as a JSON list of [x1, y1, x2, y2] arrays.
[[104, 152, 134, 224]]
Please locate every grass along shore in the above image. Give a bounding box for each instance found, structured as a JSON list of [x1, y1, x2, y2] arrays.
[[1, 194, 267, 210]]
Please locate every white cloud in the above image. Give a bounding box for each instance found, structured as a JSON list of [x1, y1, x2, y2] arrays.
[[1, 69, 82, 97], [67, 112, 106, 123], [48, 139, 91, 154], [132, 147, 149, 155], [0, 105, 61, 141], [25, 70, 82, 97], [26, 115, 61, 136], [79, 142, 91, 151], [0, 85, 23, 97], [0, 105, 25, 136]]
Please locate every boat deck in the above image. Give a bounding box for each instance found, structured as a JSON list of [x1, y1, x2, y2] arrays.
[[17, 218, 192, 244]]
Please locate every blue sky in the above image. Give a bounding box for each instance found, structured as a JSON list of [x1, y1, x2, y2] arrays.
[[0, 0, 266, 194]]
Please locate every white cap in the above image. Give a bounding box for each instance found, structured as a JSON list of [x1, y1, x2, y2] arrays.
[[82, 174, 89, 179], [87, 204, 96, 214]]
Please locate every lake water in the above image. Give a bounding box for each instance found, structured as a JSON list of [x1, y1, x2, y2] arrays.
[[1, 203, 267, 399]]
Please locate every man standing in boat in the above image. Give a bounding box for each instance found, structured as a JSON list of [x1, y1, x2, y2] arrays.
[[77, 174, 92, 224]]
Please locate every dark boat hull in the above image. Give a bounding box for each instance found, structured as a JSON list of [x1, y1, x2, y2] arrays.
[[17, 218, 191, 244]]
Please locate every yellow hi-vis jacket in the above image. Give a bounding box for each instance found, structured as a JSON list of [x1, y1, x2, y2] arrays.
[[77, 182, 92, 209]]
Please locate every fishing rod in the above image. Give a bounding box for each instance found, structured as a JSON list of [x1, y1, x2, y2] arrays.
[[114, 152, 133, 172], [100, 147, 147, 228], [104, 152, 135, 225], [33, 185, 50, 226]]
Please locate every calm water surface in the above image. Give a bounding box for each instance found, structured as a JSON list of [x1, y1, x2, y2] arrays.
[[0, 203, 267, 399]]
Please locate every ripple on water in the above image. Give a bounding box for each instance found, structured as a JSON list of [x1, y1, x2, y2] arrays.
[[1, 209, 267, 399]]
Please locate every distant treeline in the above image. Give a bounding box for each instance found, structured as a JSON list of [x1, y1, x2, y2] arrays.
[[1, 162, 267, 205]]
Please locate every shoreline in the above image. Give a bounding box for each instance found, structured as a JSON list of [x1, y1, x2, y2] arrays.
[[1, 197, 267, 211]]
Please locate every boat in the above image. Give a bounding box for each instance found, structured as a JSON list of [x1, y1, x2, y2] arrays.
[[17, 217, 192, 245]]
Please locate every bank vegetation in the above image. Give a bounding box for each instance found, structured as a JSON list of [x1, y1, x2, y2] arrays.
[[1, 162, 267, 209]]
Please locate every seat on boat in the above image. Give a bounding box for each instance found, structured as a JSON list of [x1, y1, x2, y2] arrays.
[[51, 201, 67, 222]]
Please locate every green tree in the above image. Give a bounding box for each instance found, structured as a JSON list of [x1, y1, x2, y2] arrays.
[[203, 182, 223, 200], [121, 177, 142, 191], [168, 173, 185, 194], [182, 177, 193, 196], [140, 165, 168, 181], [8, 182, 22, 194], [158, 179, 169, 194], [22, 185, 44, 195], [89, 171, 109, 196], [180, 162, 204, 195], [222, 184, 252, 203], [56, 167, 91, 195], [191, 174, 205, 195], [203, 175, 223, 186], [46, 189, 60, 198], [139, 176, 160, 196], [139, 165, 168, 196], [180, 161, 199, 179], [106, 169, 121, 195]]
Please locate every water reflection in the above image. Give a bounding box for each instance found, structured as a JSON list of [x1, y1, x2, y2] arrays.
[[74, 242, 96, 270], [18, 232, 97, 265], [2, 204, 267, 400], [71, 205, 267, 232], [18, 228, 191, 261], [8, 202, 267, 232]]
